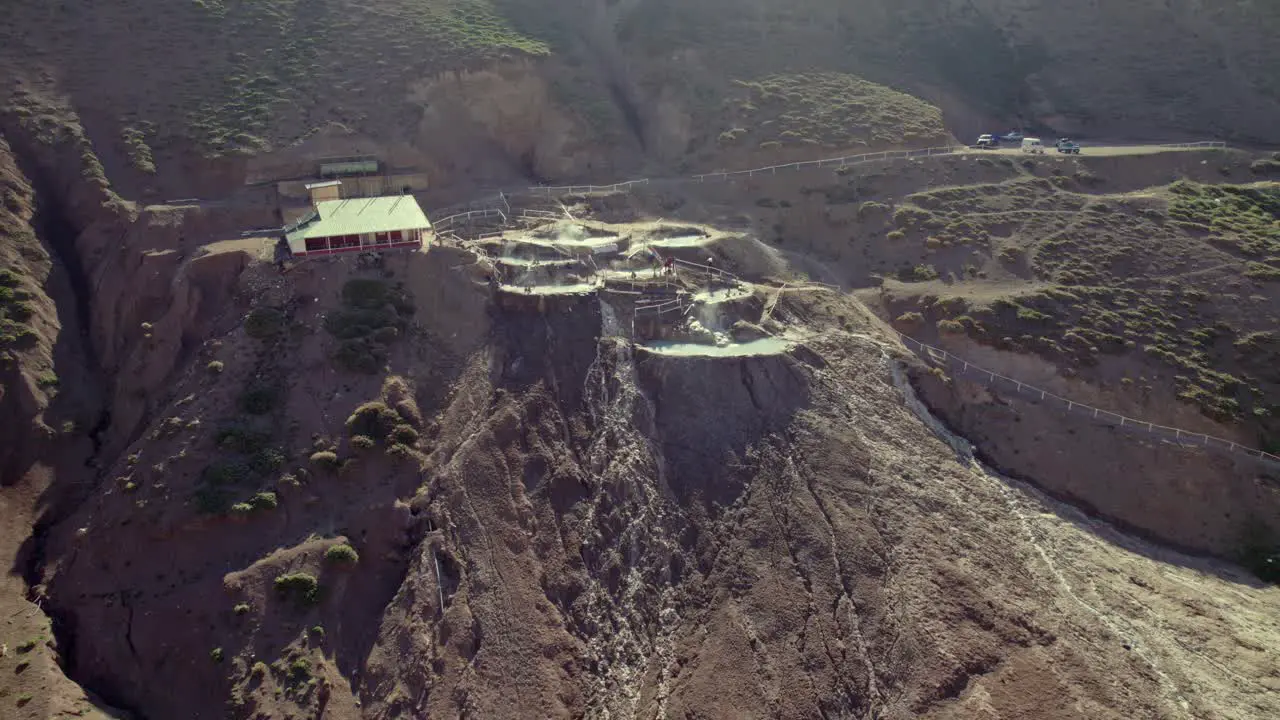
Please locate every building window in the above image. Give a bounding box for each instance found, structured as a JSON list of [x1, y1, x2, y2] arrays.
[[389, 230, 403, 241], [305, 238, 326, 252], [374, 232, 389, 245]]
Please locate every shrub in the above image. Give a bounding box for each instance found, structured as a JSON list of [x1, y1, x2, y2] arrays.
[[206, 360, 225, 374], [234, 603, 251, 616], [999, 246, 1025, 264], [250, 661, 268, 677], [893, 206, 933, 228], [856, 201, 890, 220], [333, 337, 387, 373], [210, 647, 224, 663], [0, 269, 19, 287], [387, 443, 413, 459], [249, 491, 278, 510], [324, 543, 359, 566], [1240, 526, 1280, 584], [1250, 159, 1280, 176], [886, 230, 905, 241], [937, 319, 966, 335], [393, 399, 423, 427], [895, 311, 925, 329], [156, 416, 185, 438], [251, 448, 286, 473], [274, 573, 321, 606], [244, 308, 284, 339], [350, 434, 376, 451], [230, 502, 255, 516], [346, 402, 400, 439], [288, 657, 312, 682], [195, 484, 234, 514], [309, 451, 339, 469], [216, 425, 270, 454], [324, 307, 397, 339], [7, 300, 34, 321], [341, 278, 389, 309], [239, 384, 278, 415], [202, 459, 251, 486], [390, 424, 419, 445], [910, 264, 939, 282], [36, 371, 58, 388], [310, 625, 325, 638]]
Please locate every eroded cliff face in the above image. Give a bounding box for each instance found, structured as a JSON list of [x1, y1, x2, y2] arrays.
[[23, 252, 1280, 720]]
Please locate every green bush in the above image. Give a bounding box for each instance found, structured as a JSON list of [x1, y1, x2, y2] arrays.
[[893, 206, 933, 228], [7, 300, 35, 321], [1240, 525, 1280, 584], [206, 360, 225, 374], [1250, 159, 1280, 175], [324, 307, 398, 339], [249, 491, 278, 510], [390, 424, 419, 445], [910, 264, 939, 281], [886, 230, 905, 241], [234, 603, 251, 616], [346, 402, 400, 439], [36, 371, 58, 388], [388, 443, 413, 459], [216, 425, 271, 454], [309, 451, 339, 469], [244, 308, 284, 339], [288, 657, 312, 682], [333, 337, 387, 374], [350, 434, 376, 451], [937, 319, 966, 334], [0, 269, 19, 287], [195, 484, 234, 515], [211, 647, 225, 663], [895, 311, 925, 328], [324, 543, 359, 566], [274, 573, 321, 606], [203, 459, 251, 486], [251, 448, 286, 473], [239, 384, 279, 415], [341, 279, 390, 309]]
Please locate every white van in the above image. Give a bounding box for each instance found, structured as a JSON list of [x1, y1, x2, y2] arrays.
[[1021, 137, 1045, 154]]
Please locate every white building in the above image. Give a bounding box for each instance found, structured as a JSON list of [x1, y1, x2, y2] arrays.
[[285, 182, 431, 257]]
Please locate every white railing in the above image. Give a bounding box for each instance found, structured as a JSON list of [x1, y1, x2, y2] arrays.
[[526, 178, 652, 196], [432, 207, 507, 233], [894, 332, 1280, 468]]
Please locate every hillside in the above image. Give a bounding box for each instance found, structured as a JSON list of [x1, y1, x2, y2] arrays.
[[1, 0, 1277, 196], [0, 2, 1279, 718]]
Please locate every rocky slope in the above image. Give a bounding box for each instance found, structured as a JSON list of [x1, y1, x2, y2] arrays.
[[25, 248, 1280, 719]]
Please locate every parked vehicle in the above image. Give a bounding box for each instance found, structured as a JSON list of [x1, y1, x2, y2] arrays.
[[975, 134, 998, 149], [1055, 138, 1081, 154], [1001, 130, 1024, 143], [1021, 138, 1045, 154]]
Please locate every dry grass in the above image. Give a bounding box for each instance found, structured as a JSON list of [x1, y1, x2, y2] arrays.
[[721, 72, 948, 151], [885, 169, 1280, 437]]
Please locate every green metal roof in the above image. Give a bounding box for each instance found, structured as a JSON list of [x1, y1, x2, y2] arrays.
[[285, 196, 430, 243]]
